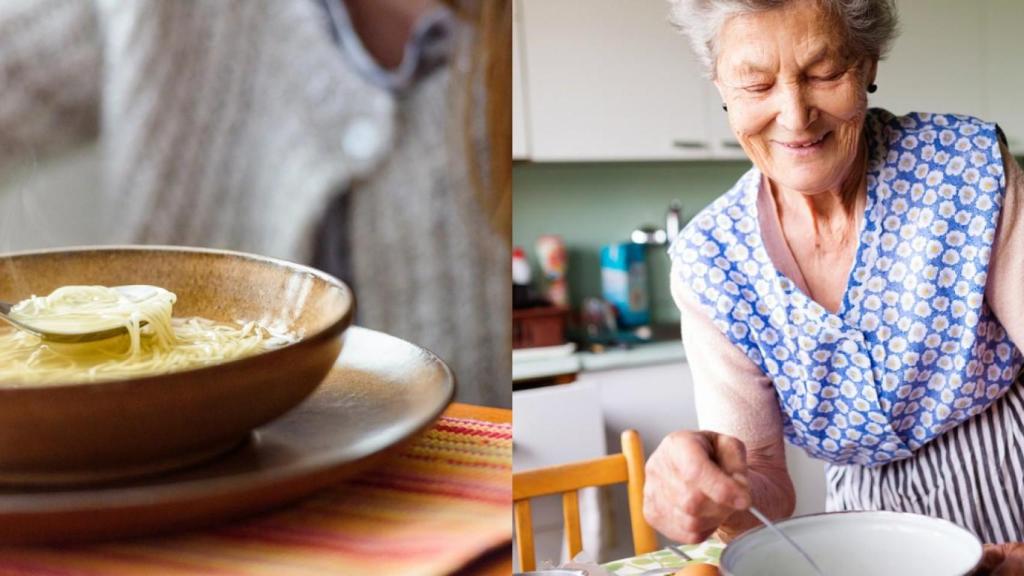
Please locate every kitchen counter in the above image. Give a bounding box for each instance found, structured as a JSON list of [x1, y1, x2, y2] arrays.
[[512, 340, 686, 383]]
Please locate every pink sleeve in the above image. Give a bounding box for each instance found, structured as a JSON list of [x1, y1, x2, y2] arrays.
[[670, 265, 784, 450], [986, 144, 1024, 350]]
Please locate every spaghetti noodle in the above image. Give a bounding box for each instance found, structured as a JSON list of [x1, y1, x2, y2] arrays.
[[0, 285, 297, 386]]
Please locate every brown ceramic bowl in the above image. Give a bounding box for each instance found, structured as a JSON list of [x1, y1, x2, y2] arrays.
[[0, 246, 354, 487]]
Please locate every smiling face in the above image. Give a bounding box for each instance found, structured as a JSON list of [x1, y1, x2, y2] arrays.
[[714, 0, 877, 196]]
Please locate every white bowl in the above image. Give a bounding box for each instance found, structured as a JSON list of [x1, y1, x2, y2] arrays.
[[720, 511, 982, 576]]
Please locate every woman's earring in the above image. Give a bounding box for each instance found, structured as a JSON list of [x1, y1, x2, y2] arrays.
[[722, 104, 728, 111], [867, 83, 877, 93]]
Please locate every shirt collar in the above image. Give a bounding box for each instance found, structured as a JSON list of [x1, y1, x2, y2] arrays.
[[321, 0, 456, 93]]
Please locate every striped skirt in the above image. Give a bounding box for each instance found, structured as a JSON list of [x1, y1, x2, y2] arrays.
[[825, 373, 1024, 543]]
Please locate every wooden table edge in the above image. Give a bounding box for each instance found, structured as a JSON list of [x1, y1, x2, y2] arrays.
[[443, 402, 512, 424]]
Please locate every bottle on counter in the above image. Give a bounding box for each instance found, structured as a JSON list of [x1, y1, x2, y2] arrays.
[[600, 242, 650, 329], [535, 234, 569, 308], [513, 246, 532, 309]]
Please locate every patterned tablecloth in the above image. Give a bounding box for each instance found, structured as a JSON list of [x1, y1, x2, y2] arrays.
[[603, 540, 725, 575], [0, 415, 512, 576]]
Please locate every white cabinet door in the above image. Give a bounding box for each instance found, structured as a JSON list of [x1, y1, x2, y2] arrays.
[[513, 382, 606, 568], [985, 0, 1024, 154], [872, 0, 986, 119], [578, 362, 697, 457], [520, 0, 710, 161], [513, 381, 607, 473], [512, 0, 530, 159]]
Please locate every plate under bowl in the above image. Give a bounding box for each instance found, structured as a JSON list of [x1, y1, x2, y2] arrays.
[[0, 326, 454, 544]]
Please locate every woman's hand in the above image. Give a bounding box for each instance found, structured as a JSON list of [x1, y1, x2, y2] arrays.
[[972, 543, 1024, 575], [643, 430, 751, 544]]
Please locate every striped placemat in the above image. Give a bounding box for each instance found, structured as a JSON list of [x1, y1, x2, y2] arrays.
[[0, 416, 513, 575]]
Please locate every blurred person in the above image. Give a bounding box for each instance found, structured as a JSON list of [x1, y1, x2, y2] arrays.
[[0, 0, 510, 407]]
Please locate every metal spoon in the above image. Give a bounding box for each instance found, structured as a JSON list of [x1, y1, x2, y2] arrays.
[[749, 506, 827, 576], [667, 543, 694, 561], [0, 285, 158, 343]]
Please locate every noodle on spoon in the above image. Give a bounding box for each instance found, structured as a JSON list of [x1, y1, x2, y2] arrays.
[[0, 285, 297, 386]]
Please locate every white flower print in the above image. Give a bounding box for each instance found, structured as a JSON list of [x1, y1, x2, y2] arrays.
[[880, 232, 899, 251], [968, 215, 987, 236], [669, 113, 1017, 467], [958, 186, 977, 205], [909, 322, 928, 342], [945, 156, 966, 176], [891, 198, 909, 216], [909, 254, 926, 272], [898, 152, 916, 171]]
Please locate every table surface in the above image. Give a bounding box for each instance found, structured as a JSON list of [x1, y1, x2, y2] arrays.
[[0, 402, 511, 576], [443, 403, 512, 576], [603, 541, 725, 575]]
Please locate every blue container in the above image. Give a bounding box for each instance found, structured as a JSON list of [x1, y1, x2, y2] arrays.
[[600, 243, 650, 328]]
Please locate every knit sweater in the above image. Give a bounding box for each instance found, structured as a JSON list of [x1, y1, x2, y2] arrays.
[[0, 0, 510, 407]]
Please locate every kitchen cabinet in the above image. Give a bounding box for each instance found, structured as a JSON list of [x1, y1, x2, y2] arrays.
[[517, 0, 1024, 160], [519, 0, 711, 161], [873, 0, 1024, 155], [512, 0, 530, 159], [871, 1, 987, 124]]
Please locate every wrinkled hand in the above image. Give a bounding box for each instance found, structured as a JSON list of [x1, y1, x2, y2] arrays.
[[972, 543, 1024, 575], [643, 430, 751, 544]]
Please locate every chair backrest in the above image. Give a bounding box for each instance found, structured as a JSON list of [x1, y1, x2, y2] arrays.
[[512, 429, 658, 571]]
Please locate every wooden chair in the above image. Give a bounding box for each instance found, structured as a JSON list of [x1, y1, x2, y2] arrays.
[[513, 429, 659, 571]]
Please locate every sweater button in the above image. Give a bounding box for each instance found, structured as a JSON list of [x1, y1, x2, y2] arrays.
[[343, 118, 382, 160]]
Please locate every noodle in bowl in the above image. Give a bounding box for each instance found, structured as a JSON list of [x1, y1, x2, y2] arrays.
[[2, 285, 299, 385], [0, 246, 354, 486]]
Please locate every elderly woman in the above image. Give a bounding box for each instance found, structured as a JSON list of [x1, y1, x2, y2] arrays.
[[649, 0, 1024, 569]]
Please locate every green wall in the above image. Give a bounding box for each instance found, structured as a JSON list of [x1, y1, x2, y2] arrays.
[[513, 156, 1024, 326], [512, 160, 752, 325]]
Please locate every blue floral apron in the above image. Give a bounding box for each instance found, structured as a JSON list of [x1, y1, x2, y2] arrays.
[[670, 109, 1022, 466]]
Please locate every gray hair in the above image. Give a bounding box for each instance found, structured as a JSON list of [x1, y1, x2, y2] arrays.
[[668, 0, 899, 78]]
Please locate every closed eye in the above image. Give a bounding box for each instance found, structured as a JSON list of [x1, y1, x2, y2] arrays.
[[810, 71, 845, 82]]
